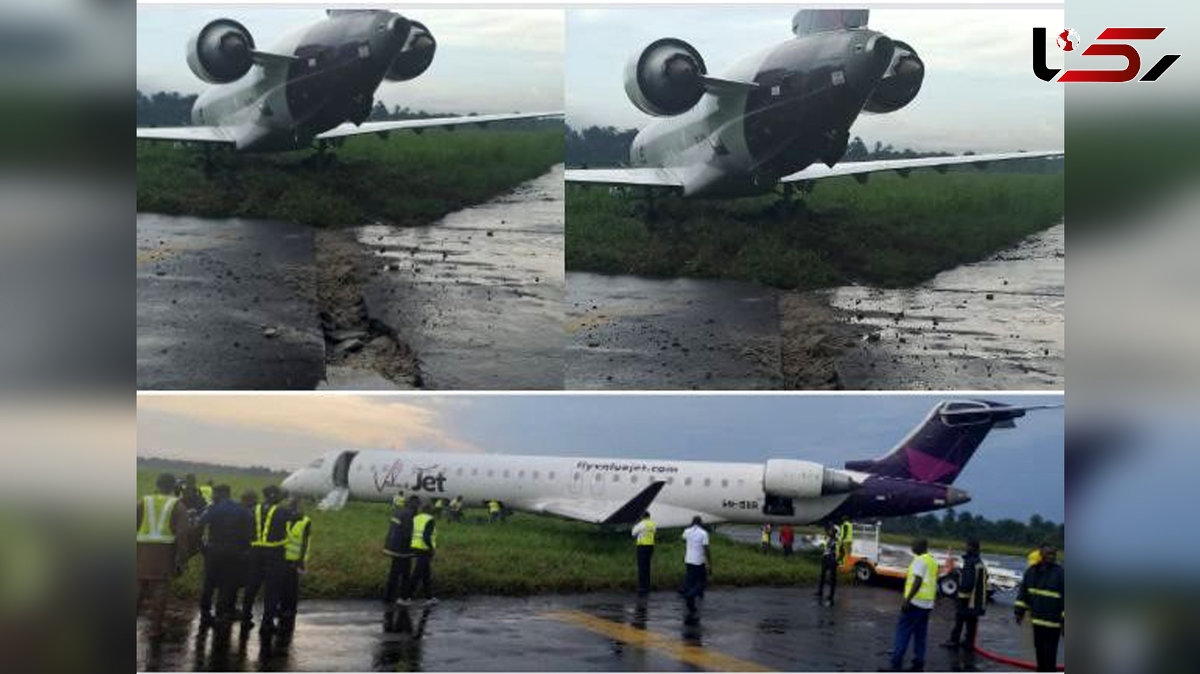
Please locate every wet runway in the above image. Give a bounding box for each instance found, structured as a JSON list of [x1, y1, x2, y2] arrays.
[[137, 585, 1057, 672], [566, 274, 782, 389], [358, 166, 565, 389], [831, 224, 1065, 390], [136, 214, 323, 390]]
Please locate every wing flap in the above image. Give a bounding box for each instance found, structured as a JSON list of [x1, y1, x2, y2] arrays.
[[780, 150, 1064, 184], [315, 111, 563, 141]]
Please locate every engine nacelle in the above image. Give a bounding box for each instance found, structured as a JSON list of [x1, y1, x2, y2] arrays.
[[864, 40, 924, 113], [186, 18, 255, 84], [385, 20, 436, 82], [624, 38, 707, 117], [763, 459, 859, 499]]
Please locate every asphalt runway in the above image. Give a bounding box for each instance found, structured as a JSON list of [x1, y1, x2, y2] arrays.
[[831, 224, 1065, 390], [358, 165, 565, 389], [136, 214, 324, 390], [137, 585, 1058, 672], [566, 274, 783, 390]]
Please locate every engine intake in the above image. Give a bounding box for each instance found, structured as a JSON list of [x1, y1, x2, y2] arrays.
[[186, 18, 255, 84], [385, 20, 436, 82], [624, 38, 707, 117], [763, 459, 860, 500], [864, 40, 924, 113]]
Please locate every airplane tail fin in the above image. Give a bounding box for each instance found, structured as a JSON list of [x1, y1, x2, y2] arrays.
[[844, 400, 1061, 484]]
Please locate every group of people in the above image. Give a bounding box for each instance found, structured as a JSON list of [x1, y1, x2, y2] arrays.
[[887, 537, 1064, 672], [136, 473, 313, 642], [382, 493, 443, 606], [630, 512, 711, 617]]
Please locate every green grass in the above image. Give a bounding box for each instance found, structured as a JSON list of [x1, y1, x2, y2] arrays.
[[566, 172, 1064, 290], [137, 128, 564, 227], [138, 471, 821, 600]]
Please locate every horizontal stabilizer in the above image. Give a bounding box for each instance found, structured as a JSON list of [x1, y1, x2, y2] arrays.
[[700, 75, 759, 94], [251, 50, 299, 66]]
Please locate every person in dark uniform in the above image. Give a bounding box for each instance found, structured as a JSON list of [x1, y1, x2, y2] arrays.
[[1015, 543, 1064, 672], [384, 496, 419, 604], [240, 485, 292, 636], [816, 521, 840, 603], [196, 484, 253, 628], [942, 538, 989, 661], [278, 497, 312, 634], [401, 503, 438, 605]]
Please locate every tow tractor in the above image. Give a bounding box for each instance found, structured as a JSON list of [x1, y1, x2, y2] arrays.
[[818, 522, 1022, 598]]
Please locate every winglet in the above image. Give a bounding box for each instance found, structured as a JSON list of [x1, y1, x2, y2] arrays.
[[602, 481, 667, 525]]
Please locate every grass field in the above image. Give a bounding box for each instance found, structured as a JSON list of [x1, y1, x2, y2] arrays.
[[138, 471, 822, 600], [137, 128, 564, 227], [566, 172, 1064, 290]]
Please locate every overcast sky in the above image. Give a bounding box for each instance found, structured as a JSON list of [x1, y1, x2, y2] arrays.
[[138, 393, 1064, 522], [137, 7, 562, 115], [566, 7, 1064, 154]]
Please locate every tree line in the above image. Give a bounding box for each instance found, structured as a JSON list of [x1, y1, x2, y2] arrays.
[[883, 508, 1065, 550]]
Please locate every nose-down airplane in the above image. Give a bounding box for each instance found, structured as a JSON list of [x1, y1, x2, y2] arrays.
[[282, 400, 1060, 527], [566, 9, 1062, 198], [135, 9, 561, 152]]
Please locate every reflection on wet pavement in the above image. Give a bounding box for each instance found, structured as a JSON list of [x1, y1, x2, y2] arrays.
[[830, 224, 1065, 390], [136, 214, 324, 390], [359, 165, 565, 389], [566, 274, 782, 390], [137, 585, 1059, 672]]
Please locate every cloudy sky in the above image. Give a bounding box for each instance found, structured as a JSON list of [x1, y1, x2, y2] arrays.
[[137, 7, 562, 115], [138, 393, 1064, 522], [567, 7, 1064, 153]]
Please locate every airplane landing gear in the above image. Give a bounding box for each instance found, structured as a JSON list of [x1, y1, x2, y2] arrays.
[[769, 182, 807, 219]]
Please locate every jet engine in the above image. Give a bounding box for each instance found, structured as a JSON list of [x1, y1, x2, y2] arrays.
[[186, 18, 256, 84], [624, 38, 707, 117], [763, 459, 860, 499], [864, 40, 924, 113], [385, 20, 437, 82]]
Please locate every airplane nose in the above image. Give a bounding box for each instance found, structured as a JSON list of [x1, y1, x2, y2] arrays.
[[946, 487, 971, 506]]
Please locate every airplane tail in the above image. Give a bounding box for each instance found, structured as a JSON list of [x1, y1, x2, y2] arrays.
[[844, 400, 1060, 485]]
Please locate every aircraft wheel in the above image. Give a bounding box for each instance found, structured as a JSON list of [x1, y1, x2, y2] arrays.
[[938, 573, 960, 597], [854, 562, 874, 583]]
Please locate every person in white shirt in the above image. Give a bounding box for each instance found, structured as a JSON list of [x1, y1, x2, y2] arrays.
[[681, 516, 710, 614]]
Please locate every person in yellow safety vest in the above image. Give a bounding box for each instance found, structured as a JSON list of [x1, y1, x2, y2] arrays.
[[278, 497, 312, 634], [399, 503, 438, 605], [1015, 542, 1064, 672], [839, 517, 854, 565], [631, 511, 657, 596], [488, 499, 502, 523], [393, 492, 407, 509], [137, 473, 190, 640], [760, 523, 772, 552], [240, 485, 292, 635], [887, 538, 939, 671], [448, 495, 464, 522], [199, 481, 214, 506], [434, 498, 446, 516]]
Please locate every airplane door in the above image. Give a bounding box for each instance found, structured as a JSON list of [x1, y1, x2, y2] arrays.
[[333, 451, 357, 489]]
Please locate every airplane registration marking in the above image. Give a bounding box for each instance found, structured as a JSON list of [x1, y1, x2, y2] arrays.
[[544, 610, 775, 672]]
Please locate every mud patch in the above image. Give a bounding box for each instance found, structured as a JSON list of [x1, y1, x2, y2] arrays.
[[778, 290, 866, 390], [314, 228, 419, 389]]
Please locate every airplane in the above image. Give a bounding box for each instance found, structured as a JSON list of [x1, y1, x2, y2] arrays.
[[281, 399, 1061, 528], [565, 9, 1063, 199], [135, 9, 562, 153]]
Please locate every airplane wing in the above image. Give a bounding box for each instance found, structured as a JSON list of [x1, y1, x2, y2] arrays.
[[135, 126, 236, 145], [528, 481, 723, 528], [315, 111, 563, 141], [780, 150, 1063, 184], [563, 167, 685, 191]]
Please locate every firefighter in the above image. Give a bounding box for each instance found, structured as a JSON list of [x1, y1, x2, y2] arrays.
[[278, 497, 311, 634], [816, 521, 840, 603], [240, 485, 291, 635], [631, 511, 656, 596], [1015, 543, 1064, 672], [195, 484, 252, 628], [942, 538, 989, 663], [137, 473, 190, 640]]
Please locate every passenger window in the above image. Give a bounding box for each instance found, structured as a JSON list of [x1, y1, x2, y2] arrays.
[[532, 471, 539, 480], [704, 478, 712, 487], [612, 474, 620, 483], [487, 469, 494, 478], [666, 477, 674, 485], [572, 472, 580, 481], [595, 474, 603, 482], [631, 475, 639, 484], [456, 468, 463, 476], [472, 468, 478, 476], [685, 477, 692, 486], [503, 470, 510, 479], [518, 470, 525, 479], [721, 479, 728, 488], [549, 471, 556, 480]]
